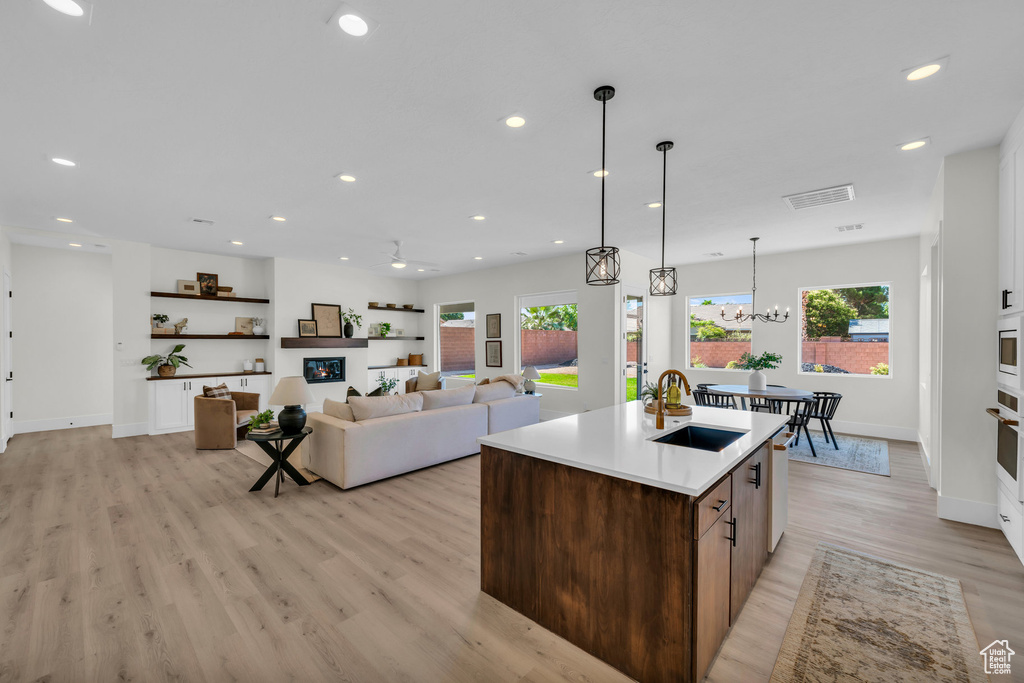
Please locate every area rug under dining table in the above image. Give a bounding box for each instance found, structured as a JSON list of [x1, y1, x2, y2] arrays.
[[786, 432, 890, 476]]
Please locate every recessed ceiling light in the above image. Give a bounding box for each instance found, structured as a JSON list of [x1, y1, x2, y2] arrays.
[[552, 239, 564, 244], [474, 256, 483, 260], [68, 242, 82, 247], [51, 157, 76, 166], [505, 116, 526, 128], [338, 174, 356, 182], [391, 262, 407, 269], [906, 64, 941, 81], [417, 268, 425, 272], [593, 169, 609, 178], [43, 0, 84, 17], [271, 216, 286, 222], [230, 241, 244, 246], [338, 13, 369, 36], [647, 202, 662, 208], [339, 257, 349, 260], [56, 217, 73, 223], [900, 138, 929, 151], [471, 215, 485, 221]]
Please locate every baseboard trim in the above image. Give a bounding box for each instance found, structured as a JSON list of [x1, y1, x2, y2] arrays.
[[112, 422, 148, 439], [937, 493, 998, 529], [14, 413, 112, 435], [806, 419, 917, 443]]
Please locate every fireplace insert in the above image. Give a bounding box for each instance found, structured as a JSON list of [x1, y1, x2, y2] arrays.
[[303, 357, 346, 384]]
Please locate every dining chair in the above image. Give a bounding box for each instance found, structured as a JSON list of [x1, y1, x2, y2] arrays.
[[778, 398, 817, 457], [693, 389, 736, 409], [749, 385, 785, 413], [809, 391, 843, 450]]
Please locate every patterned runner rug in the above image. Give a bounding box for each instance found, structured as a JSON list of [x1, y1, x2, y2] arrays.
[[787, 433, 890, 476], [771, 543, 988, 682]]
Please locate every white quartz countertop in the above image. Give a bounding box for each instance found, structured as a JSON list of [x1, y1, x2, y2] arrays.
[[478, 402, 789, 497]]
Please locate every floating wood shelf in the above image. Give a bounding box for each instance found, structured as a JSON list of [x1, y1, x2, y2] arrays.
[[367, 336, 425, 341], [367, 305, 425, 313], [280, 337, 370, 349], [367, 364, 429, 370], [151, 291, 271, 304], [146, 371, 272, 381], [151, 334, 270, 340]]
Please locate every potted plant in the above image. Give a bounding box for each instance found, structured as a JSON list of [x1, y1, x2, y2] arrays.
[[251, 317, 265, 335], [639, 380, 661, 407], [342, 308, 362, 338], [737, 351, 783, 391], [141, 343, 193, 378], [377, 372, 398, 395], [247, 409, 276, 433], [152, 313, 169, 329], [379, 322, 392, 339]]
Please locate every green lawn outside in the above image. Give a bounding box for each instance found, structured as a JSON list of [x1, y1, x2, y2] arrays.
[[453, 373, 638, 401]]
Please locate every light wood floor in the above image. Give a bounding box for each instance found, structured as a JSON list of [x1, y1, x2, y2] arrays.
[[1, 427, 1022, 682]]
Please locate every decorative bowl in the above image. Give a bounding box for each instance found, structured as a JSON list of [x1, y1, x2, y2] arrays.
[[386, 303, 397, 309]]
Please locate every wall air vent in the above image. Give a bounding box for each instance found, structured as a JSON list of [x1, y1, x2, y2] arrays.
[[704, 252, 725, 258], [835, 223, 864, 233], [782, 184, 855, 211], [190, 218, 215, 226]]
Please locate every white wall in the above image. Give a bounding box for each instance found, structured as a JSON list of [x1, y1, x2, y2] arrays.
[[669, 237, 921, 440], [12, 245, 114, 431]]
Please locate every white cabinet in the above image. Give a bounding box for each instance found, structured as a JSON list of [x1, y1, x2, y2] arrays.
[[999, 154, 1021, 312], [148, 374, 271, 435]]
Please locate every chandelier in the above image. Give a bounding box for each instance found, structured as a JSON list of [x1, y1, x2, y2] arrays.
[[721, 237, 789, 324]]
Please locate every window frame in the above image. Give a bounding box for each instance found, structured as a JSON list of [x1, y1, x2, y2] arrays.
[[685, 291, 754, 372], [435, 300, 476, 379], [516, 290, 579, 392], [796, 281, 893, 379]]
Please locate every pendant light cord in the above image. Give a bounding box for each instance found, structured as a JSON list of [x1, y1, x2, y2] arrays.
[[600, 97, 607, 249], [751, 238, 757, 312], [661, 146, 667, 269]]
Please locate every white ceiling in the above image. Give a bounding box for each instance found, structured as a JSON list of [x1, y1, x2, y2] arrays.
[[3, 0, 1024, 277]]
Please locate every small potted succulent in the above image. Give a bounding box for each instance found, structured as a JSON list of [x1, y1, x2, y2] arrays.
[[152, 313, 169, 329], [342, 308, 362, 338], [142, 343, 192, 378], [639, 381, 661, 407], [737, 351, 783, 391]]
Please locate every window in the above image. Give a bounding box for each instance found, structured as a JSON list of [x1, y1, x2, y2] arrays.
[[687, 294, 752, 369], [519, 291, 578, 389], [799, 284, 891, 376], [438, 302, 475, 378]]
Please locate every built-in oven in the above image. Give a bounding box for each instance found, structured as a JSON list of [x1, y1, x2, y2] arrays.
[[988, 388, 1024, 503], [998, 317, 1021, 385]]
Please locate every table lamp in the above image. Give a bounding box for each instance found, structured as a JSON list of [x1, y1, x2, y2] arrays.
[[523, 366, 541, 394], [270, 376, 315, 434]]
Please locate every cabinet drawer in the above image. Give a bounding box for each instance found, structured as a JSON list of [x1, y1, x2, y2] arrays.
[[695, 475, 732, 540], [998, 486, 1024, 561]]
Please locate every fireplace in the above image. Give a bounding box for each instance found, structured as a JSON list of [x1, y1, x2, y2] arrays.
[[303, 357, 346, 384]]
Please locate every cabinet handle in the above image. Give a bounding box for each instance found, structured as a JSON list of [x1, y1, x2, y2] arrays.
[[986, 407, 1019, 426], [1003, 289, 1012, 310], [712, 499, 728, 511], [1001, 514, 1011, 523], [751, 461, 762, 489], [726, 518, 736, 547]]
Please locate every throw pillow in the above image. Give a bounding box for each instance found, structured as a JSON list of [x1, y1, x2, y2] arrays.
[[323, 397, 354, 421], [477, 378, 490, 385], [473, 381, 516, 403], [492, 374, 526, 392], [346, 386, 361, 402], [348, 392, 425, 422], [203, 383, 231, 398], [416, 370, 442, 391], [421, 384, 476, 411], [367, 386, 384, 397]]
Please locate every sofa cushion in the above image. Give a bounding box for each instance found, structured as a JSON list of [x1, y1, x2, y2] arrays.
[[421, 384, 475, 411], [473, 381, 516, 403], [348, 392, 424, 422], [416, 370, 442, 391], [203, 383, 231, 398], [323, 397, 354, 422]]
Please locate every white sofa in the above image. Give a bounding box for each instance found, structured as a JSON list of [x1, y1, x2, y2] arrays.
[[304, 385, 540, 490]]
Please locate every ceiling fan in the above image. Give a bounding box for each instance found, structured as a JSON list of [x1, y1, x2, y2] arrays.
[[371, 240, 441, 271]]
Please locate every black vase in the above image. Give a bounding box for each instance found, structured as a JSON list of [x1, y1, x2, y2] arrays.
[[278, 405, 307, 435], [344, 322, 354, 338]]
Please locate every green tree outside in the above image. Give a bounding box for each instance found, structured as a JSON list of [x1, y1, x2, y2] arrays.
[[521, 305, 578, 331], [804, 289, 857, 339]]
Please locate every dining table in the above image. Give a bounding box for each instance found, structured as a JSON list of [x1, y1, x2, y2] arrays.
[[705, 384, 813, 411]]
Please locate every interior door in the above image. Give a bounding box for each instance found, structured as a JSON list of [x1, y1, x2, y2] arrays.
[[2, 269, 12, 447], [622, 290, 646, 402]]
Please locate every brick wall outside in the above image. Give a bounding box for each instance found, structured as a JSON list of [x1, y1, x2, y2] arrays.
[[801, 341, 889, 374], [439, 328, 579, 371], [627, 341, 638, 363], [690, 341, 752, 368]]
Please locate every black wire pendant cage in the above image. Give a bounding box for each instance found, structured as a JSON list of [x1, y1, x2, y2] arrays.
[[649, 266, 677, 296], [585, 246, 621, 285]]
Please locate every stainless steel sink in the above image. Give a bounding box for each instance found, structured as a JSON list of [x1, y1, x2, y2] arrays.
[[653, 425, 745, 452]]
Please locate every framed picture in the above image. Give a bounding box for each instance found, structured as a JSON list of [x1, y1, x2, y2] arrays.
[[196, 272, 219, 296], [298, 319, 318, 337], [311, 303, 342, 337], [177, 279, 200, 296], [486, 340, 503, 367], [235, 317, 254, 335], [393, 328, 405, 337], [486, 313, 501, 338], [368, 323, 381, 337]]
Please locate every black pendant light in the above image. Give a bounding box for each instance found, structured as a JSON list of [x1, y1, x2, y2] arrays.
[[649, 140, 677, 296], [586, 85, 621, 286]]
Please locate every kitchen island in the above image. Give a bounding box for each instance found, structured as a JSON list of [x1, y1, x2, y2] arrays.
[[478, 402, 790, 683]]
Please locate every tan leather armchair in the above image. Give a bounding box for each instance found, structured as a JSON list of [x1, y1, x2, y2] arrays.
[[194, 391, 260, 450]]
